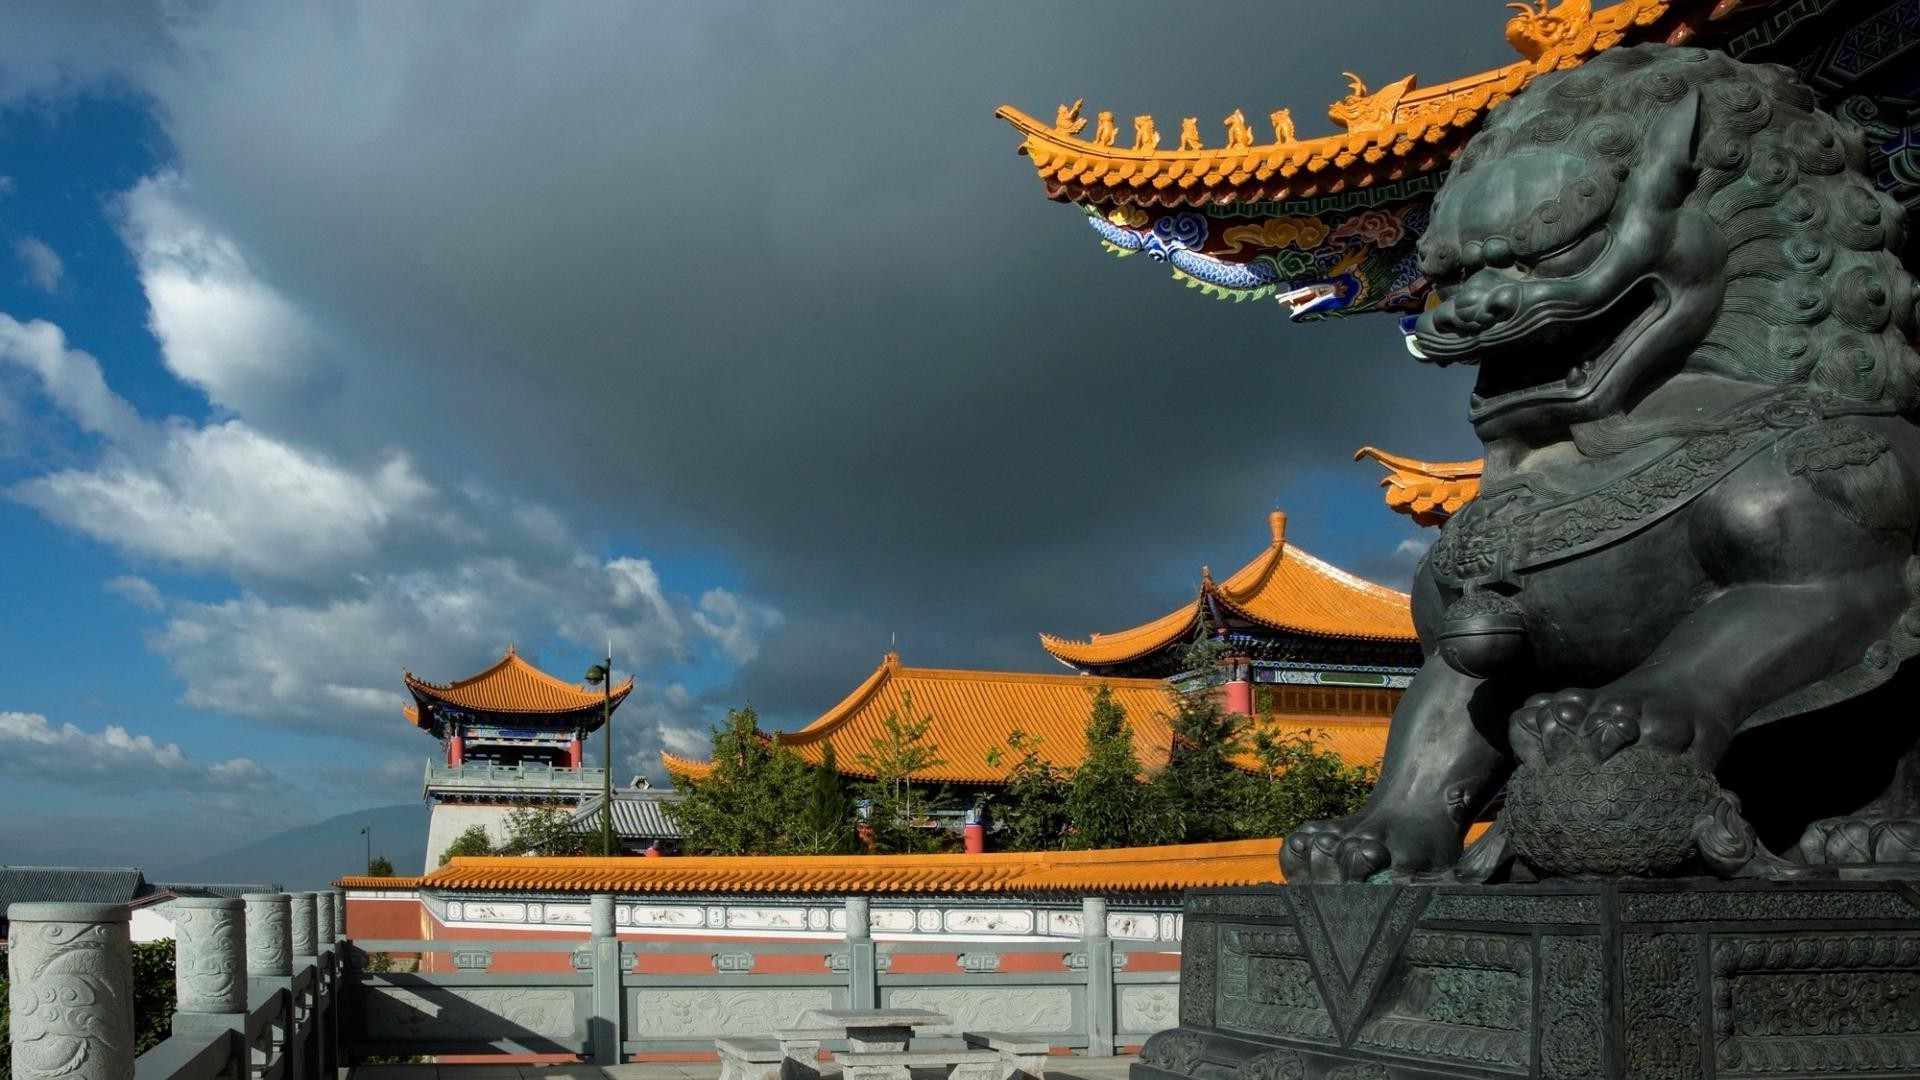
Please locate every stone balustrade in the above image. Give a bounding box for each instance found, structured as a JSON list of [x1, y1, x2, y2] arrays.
[[6, 889, 348, 1080], [9, 890, 1178, 1074]]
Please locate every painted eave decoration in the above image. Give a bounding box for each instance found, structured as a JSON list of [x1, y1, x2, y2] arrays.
[[994, 0, 1790, 321], [1355, 447, 1485, 526]]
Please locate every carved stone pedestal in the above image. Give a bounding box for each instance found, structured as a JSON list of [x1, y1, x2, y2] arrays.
[[1138, 880, 1920, 1080]]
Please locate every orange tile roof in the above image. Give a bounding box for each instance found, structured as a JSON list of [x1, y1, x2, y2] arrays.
[[664, 656, 1183, 785], [995, 0, 1681, 208], [420, 839, 1288, 894], [336, 875, 423, 889], [1355, 447, 1483, 527], [1040, 511, 1416, 668], [404, 646, 634, 717]]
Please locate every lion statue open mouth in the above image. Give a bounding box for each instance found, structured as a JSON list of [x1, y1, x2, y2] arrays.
[[1283, 44, 1920, 883]]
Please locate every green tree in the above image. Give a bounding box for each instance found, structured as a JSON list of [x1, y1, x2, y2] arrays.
[[439, 824, 496, 865], [667, 706, 819, 855], [366, 853, 396, 877], [130, 938, 177, 1056], [1155, 682, 1251, 843], [1064, 685, 1179, 849], [855, 691, 951, 853], [1237, 720, 1378, 839], [986, 729, 1069, 851], [500, 804, 596, 857], [796, 744, 859, 854]]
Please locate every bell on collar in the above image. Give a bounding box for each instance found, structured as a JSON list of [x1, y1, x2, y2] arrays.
[[1437, 588, 1530, 679]]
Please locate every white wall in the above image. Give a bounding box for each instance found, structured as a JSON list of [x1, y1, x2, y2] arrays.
[[422, 804, 519, 874]]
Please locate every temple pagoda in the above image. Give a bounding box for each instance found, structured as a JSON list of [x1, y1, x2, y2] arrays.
[[1041, 511, 1419, 722], [406, 647, 635, 871], [405, 645, 631, 769]]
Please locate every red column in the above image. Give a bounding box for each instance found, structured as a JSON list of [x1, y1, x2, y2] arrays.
[[1217, 656, 1253, 716], [448, 731, 465, 766], [963, 807, 987, 855], [568, 735, 583, 769]]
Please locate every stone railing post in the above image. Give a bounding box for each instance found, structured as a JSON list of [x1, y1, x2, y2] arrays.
[[330, 889, 348, 942], [589, 894, 621, 1065], [7, 903, 135, 1080], [243, 894, 292, 1079], [312, 892, 336, 1075], [845, 896, 877, 1010], [1083, 896, 1114, 1057], [288, 892, 318, 1080], [170, 897, 248, 1078]]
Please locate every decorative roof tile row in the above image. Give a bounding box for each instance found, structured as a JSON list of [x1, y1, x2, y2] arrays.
[[1354, 447, 1484, 527], [663, 656, 1185, 784], [997, 0, 1684, 208], [416, 839, 1289, 895], [404, 646, 634, 717], [337, 875, 424, 890], [1040, 511, 1417, 668]]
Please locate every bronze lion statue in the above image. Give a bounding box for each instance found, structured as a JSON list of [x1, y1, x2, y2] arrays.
[[1283, 43, 1920, 882]]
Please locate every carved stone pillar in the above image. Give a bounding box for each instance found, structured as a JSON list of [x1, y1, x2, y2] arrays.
[[1083, 896, 1114, 1056], [244, 893, 291, 977], [6, 902, 135, 1080], [330, 890, 347, 942], [288, 893, 318, 962], [171, 898, 247, 1017], [313, 894, 334, 950], [588, 894, 620, 1064]]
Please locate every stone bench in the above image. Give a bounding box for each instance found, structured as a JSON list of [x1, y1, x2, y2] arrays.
[[834, 1047, 1000, 1080], [717, 1038, 787, 1080], [961, 1032, 1049, 1080]]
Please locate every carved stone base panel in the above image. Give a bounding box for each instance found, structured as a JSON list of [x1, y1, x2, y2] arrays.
[[1137, 881, 1920, 1080]]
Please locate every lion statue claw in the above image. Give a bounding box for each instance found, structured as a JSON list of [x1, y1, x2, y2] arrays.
[[1283, 44, 1920, 882]]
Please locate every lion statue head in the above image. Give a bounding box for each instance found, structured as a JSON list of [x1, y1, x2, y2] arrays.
[[1414, 44, 1919, 440]]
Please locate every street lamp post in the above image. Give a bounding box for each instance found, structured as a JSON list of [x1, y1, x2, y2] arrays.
[[360, 824, 372, 875], [585, 641, 614, 856]]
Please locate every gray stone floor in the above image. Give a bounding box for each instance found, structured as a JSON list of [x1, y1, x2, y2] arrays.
[[349, 1057, 1140, 1080]]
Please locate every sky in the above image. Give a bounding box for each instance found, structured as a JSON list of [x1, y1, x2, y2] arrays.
[[0, 1, 1495, 868]]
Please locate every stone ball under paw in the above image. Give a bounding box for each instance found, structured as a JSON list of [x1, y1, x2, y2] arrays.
[[1503, 747, 1724, 877]]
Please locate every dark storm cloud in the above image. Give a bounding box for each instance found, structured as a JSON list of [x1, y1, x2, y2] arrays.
[[11, 2, 1498, 726]]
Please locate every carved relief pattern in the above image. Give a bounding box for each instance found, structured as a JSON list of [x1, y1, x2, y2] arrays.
[[1324, 1066, 1390, 1080], [1181, 920, 1217, 1027], [1355, 932, 1530, 1069], [1429, 389, 1810, 584], [1232, 1048, 1304, 1080], [1119, 986, 1179, 1033], [245, 898, 291, 977], [288, 895, 316, 956], [1423, 892, 1600, 925], [7, 914, 135, 1080], [363, 987, 580, 1041], [1139, 1030, 1205, 1075], [1187, 893, 1289, 919], [626, 989, 831, 1038], [171, 903, 245, 1014], [1712, 934, 1920, 1073], [888, 988, 1072, 1034], [1539, 936, 1604, 1079], [1217, 929, 1332, 1043], [1622, 934, 1701, 1080], [1620, 889, 1920, 924]]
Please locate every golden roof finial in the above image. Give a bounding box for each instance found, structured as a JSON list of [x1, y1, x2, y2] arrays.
[[1269, 510, 1288, 546], [1269, 108, 1296, 143], [1054, 98, 1087, 136], [1201, 565, 1215, 589], [1179, 117, 1202, 151], [1504, 0, 1593, 63], [1132, 114, 1160, 152], [1329, 72, 1416, 133], [1094, 110, 1118, 147], [1224, 109, 1253, 149]]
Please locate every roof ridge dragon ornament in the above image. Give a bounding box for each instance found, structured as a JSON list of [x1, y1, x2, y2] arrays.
[[1283, 44, 1920, 882]]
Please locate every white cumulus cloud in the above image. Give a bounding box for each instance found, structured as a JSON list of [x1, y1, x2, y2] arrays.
[[0, 711, 281, 808]]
